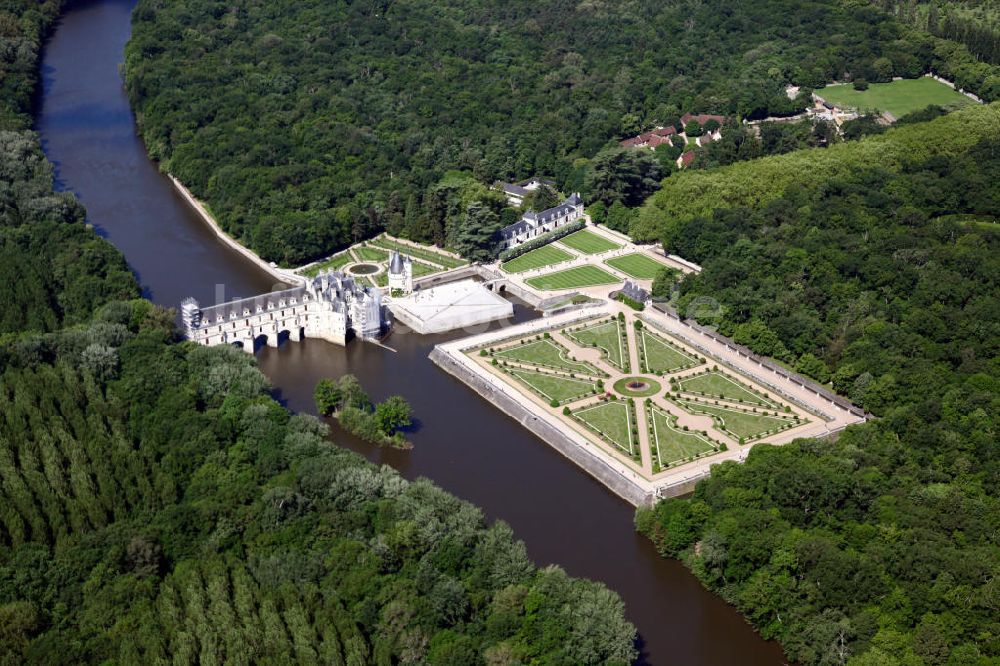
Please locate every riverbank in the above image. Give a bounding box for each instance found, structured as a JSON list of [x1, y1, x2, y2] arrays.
[[168, 175, 305, 287]]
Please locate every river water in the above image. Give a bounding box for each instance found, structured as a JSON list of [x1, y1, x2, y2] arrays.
[[37, 1, 785, 663]]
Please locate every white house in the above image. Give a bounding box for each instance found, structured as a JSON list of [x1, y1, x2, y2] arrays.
[[495, 177, 556, 207], [496, 193, 584, 251]]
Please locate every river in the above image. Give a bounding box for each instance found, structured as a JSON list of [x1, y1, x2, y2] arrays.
[[37, 1, 786, 663]]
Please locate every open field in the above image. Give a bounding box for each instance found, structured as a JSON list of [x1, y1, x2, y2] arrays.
[[558, 229, 622, 254], [648, 404, 718, 468], [638, 329, 702, 373], [494, 339, 605, 376], [525, 265, 620, 290], [369, 236, 467, 269], [605, 253, 670, 279], [501, 244, 574, 273], [302, 251, 352, 277], [676, 371, 775, 407], [566, 319, 630, 372], [673, 398, 799, 440], [818, 78, 975, 118], [506, 367, 597, 404], [573, 400, 636, 456]]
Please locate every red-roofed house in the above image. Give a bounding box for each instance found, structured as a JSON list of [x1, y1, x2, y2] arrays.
[[678, 151, 697, 168], [619, 125, 678, 149], [681, 113, 725, 127]]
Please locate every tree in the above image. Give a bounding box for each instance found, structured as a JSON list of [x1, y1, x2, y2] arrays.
[[684, 120, 704, 137], [453, 201, 502, 261], [374, 396, 412, 435], [337, 374, 372, 412], [853, 78, 869, 90], [521, 184, 561, 212], [585, 148, 662, 207], [314, 378, 343, 415]]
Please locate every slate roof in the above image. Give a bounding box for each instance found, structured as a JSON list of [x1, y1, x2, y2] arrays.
[[389, 250, 405, 274], [198, 285, 311, 322], [498, 193, 583, 239], [621, 280, 650, 303]]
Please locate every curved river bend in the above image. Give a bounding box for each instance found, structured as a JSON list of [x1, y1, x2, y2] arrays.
[[38, 1, 785, 663]]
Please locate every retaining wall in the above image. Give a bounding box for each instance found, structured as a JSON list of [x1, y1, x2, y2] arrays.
[[430, 347, 653, 506], [169, 175, 304, 286]]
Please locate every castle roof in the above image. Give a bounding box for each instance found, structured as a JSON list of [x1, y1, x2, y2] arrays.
[[389, 250, 404, 274]]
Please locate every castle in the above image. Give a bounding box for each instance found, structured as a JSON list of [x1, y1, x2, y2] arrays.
[[181, 270, 386, 351], [387, 250, 414, 294]]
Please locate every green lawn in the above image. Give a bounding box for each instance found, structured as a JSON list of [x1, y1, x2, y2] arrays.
[[494, 339, 605, 376], [354, 245, 389, 262], [567, 319, 630, 372], [673, 399, 798, 440], [411, 259, 440, 277], [676, 371, 775, 407], [817, 78, 975, 119], [638, 329, 702, 373], [558, 229, 622, 254], [604, 253, 671, 280], [525, 265, 620, 291], [648, 404, 718, 468], [506, 367, 597, 404], [369, 236, 467, 269], [302, 251, 352, 277], [501, 244, 574, 274], [573, 401, 636, 456]]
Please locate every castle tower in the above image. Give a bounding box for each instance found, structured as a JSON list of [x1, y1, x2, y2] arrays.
[[387, 250, 413, 294]]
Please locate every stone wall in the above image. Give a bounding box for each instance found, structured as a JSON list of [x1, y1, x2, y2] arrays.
[[429, 347, 654, 506]]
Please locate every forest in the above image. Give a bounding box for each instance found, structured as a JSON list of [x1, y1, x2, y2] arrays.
[[0, 305, 636, 664], [875, 0, 1000, 65], [123, 0, 1000, 265], [636, 103, 1000, 662], [0, 2, 637, 662]]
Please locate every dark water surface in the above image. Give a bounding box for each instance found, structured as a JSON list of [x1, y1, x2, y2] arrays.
[[37, 1, 786, 663]]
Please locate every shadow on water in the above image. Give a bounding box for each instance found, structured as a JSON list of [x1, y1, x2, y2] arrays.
[[35, 1, 787, 663]]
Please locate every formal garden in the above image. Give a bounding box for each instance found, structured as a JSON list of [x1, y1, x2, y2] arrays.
[[470, 310, 816, 478], [502, 365, 599, 405], [500, 244, 574, 273], [604, 252, 671, 280], [646, 403, 721, 471], [565, 316, 631, 372], [570, 399, 639, 459], [669, 396, 803, 442], [557, 229, 622, 254], [637, 326, 703, 373], [492, 336, 607, 377], [674, 369, 777, 407], [525, 265, 620, 290], [300, 234, 465, 282]]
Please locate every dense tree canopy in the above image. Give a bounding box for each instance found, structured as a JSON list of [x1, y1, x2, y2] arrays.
[[0, 2, 637, 662], [636, 101, 1000, 664], [0, 307, 638, 664], [122, 0, 1000, 265]]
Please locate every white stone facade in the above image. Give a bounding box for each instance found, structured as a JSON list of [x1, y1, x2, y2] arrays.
[[497, 193, 584, 251], [181, 270, 385, 352]]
